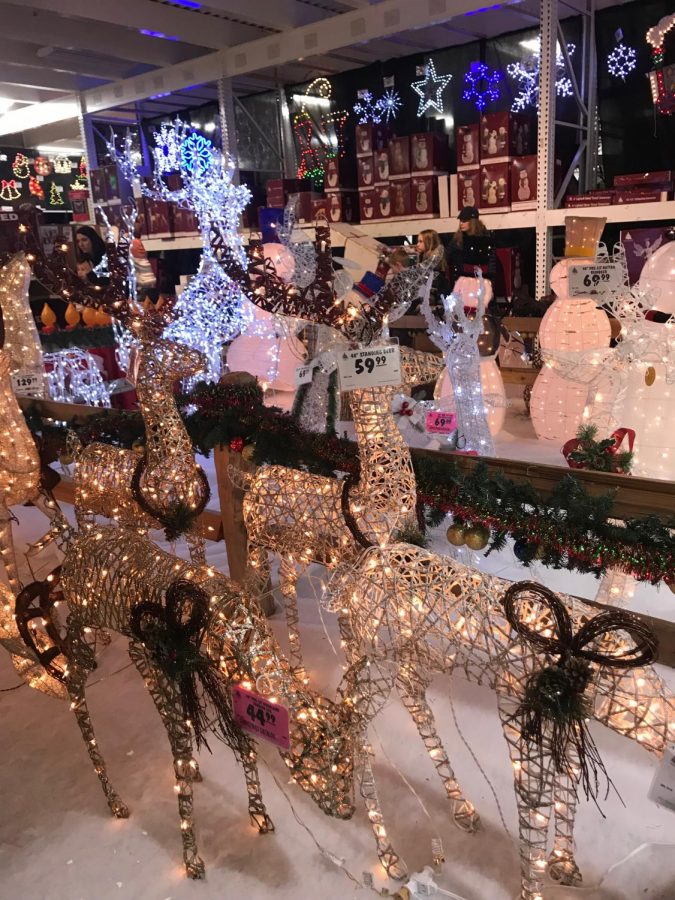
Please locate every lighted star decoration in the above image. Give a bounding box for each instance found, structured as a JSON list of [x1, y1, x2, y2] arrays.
[[181, 132, 213, 174], [607, 43, 637, 80], [375, 88, 402, 122], [353, 90, 382, 124], [462, 62, 503, 111], [411, 60, 452, 116], [507, 41, 576, 111]]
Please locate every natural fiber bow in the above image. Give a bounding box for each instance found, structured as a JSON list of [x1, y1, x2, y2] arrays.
[[130, 579, 245, 757], [503, 581, 657, 804]]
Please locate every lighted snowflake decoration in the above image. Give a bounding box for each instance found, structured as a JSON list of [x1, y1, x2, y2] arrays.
[[375, 88, 402, 122], [353, 90, 382, 124], [507, 42, 576, 111], [153, 121, 183, 173], [607, 43, 637, 81], [181, 132, 213, 174], [462, 62, 503, 111]]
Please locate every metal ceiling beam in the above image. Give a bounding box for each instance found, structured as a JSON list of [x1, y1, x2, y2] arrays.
[[0, 40, 137, 82], [197, 0, 330, 30], [0, 63, 105, 93], [4, 0, 264, 52], [0, 84, 65, 104], [0, 0, 519, 135]]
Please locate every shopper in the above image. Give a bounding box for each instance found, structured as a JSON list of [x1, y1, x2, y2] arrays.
[[75, 225, 108, 284], [414, 229, 452, 314], [130, 223, 157, 300], [446, 206, 497, 308]]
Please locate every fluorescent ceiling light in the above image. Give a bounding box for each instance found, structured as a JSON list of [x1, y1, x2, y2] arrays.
[[37, 145, 83, 155], [519, 37, 565, 54], [0, 98, 14, 114], [140, 29, 179, 41], [292, 94, 330, 107], [0, 100, 80, 136]]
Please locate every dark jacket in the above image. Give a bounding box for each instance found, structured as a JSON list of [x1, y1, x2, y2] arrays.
[[447, 232, 497, 288]]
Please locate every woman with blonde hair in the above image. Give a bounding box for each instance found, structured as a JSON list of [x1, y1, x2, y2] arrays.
[[414, 228, 451, 313]]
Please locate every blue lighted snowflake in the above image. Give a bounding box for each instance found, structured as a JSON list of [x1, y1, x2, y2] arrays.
[[462, 62, 503, 111], [375, 88, 402, 123], [507, 42, 575, 111], [353, 90, 382, 124], [607, 43, 637, 81], [181, 132, 213, 174]]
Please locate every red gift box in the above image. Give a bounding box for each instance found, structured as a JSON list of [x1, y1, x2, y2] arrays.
[[143, 197, 172, 238], [358, 189, 377, 222], [480, 112, 534, 161], [410, 133, 449, 174], [564, 192, 615, 208], [613, 170, 672, 188], [312, 191, 359, 224], [458, 169, 481, 210], [357, 156, 375, 188], [479, 162, 511, 212], [374, 149, 390, 185], [324, 157, 357, 191], [411, 175, 438, 216], [389, 179, 412, 218], [456, 124, 480, 171], [510, 156, 537, 209], [388, 137, 411, 178], [373, 184, 392, 219], [613, 188, 668, 205]]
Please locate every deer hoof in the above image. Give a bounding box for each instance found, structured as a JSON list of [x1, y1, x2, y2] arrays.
[[252, 812, 275, 833], [110, 798, 130, 819], [382, 855, 408, 881], [547, 852, 582, 886], [192, 765, 204, 783], [453, 801, 480, 833], [186, 856, 206, 879]]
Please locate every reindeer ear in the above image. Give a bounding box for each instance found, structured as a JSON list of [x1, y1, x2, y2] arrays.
[[573, 609, 658, 668], [165, 579, 211, 637], [502, 581, 573, 655]]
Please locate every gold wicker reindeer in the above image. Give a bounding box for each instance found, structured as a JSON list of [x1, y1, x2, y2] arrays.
[[16, 524, 390, 878], [325, 544, 673, 898]]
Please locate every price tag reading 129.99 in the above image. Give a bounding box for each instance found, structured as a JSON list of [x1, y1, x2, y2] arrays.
[[337, 343, 401, 391], [231, 683, 290, 751]]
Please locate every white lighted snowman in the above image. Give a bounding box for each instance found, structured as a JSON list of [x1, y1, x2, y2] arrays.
[[529, 257, 612, 442], [518, 169, 531, 201], [461, 133, 474, 165]]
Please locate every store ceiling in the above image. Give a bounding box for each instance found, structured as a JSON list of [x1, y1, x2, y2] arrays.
[[0, 0, 629, 147]]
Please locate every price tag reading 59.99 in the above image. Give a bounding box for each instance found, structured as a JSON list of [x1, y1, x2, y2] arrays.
[[337, 343, 401, 391]]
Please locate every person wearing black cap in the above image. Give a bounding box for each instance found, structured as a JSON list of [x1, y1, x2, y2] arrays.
[[446, 206, 497, 299]]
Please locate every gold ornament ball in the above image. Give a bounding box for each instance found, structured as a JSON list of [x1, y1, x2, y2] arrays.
[[446, 524, 466, 546], [464, 525, 491, 551], [241, 444, 256, 462]]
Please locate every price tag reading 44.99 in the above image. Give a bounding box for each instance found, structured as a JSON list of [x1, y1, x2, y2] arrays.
[[231, 683, 290, 751], [337, 343, 401, 391]]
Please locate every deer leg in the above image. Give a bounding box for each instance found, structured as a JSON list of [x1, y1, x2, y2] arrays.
[[548, 771, 582, 886], [244, 542, 275, 617], [278, 555, 307, 682], [186, 531, 207, 568], [359, 742, 408, 880], [0, 511, 20, 594], [498, 696, 555, 900], [128, 640, 205, 879], [65, 664, 130, 819], [396, 663, 480, 833], [240, 737, 275, 833]]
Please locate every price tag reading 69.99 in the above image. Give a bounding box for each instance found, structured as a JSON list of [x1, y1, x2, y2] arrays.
[[337, 343, 401, 391]]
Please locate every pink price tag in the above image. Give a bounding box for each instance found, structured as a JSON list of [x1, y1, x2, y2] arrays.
[[425, 411, 457, 434], [231, 683, 290, 751]]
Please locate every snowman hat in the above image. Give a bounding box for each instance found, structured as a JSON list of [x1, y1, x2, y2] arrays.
[[563, 215, 607, 258]]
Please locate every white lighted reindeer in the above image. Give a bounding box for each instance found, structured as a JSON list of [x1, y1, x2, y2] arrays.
[[15, 525, 390, 878], [421, 271, 495, 456], [325, 544, 674, 898]]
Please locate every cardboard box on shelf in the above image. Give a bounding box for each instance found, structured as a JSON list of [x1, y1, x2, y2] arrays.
[[171, 205, 200, 236], [563, 192, 615, 208], [288, 190, 325, 223], [355, 122, 392, 157], [388, 136, 411, 178], [480, 112, 535, 162], [411, 175, 438, 216], [510, 156, 538, 209], [324, 156, 357, 191], [613, 170, 672, 188], [374, 184, 392, 219], [143, 197, 172, 238], [389, 178, 412, 218], [312, 191, 359, 224], [90, 169, 107, 204], [620, 227, 670, 283], [374, 149, 390, 184], [357, 155, 375, 188], [411, 132, 449, 174], [266, 177, 311, 207], [479, 162, 511, 212], [456, 124, 480, 170], [457, 168, 481, 211], [358, 189, 377, 222], [613, 188, 669, 204]]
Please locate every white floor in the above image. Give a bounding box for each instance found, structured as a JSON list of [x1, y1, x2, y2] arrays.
[[1, 500, 675, 900]]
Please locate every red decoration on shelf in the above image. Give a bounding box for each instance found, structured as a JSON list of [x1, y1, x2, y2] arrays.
[[33, 156, 53, 176], [562, 426, 635, 474], [229, 436, 244, 453], [28, 176, 45, 200]]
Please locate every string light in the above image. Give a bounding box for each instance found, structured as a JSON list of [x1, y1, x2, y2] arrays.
[[607, 43, 637, 80], [11, 153, 29, 179], [353, 90, 381, 124], [0, 180, 21, 201], [462, 62, 503, 111], [507, 41, 576, 111], [376, 88, 402, 123], [411, 60, 452, 116], [44, 349, 112, 407], [293, 78, 349, 180], [647, 13, 675, 114]]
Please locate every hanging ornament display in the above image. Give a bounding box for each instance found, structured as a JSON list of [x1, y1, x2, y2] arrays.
[[48, 183, 64, 206], [647, 13, 675, 115], [180, 132, 213, 175], [507, 40, 576, 111], [462, 62, 503, 111], [33, 156, 53, 177], [353, 90, 381, 124], [53, 156, 73, 175], [28, 176, 45, 201], [11, 153, 29, 179], [153, 121, 183, 173], [375, 88, 402, 123], [411, 59, 452, 116], [607, 42, 637, 81], [75, 156, 87, 186], [0, 180, 21, 202]]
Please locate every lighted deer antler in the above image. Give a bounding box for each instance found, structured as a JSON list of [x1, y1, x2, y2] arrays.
[[324, 544, 673, 895], [14, 524, 384, 878]]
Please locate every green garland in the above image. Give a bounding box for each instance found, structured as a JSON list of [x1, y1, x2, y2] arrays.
[[24, 381, 674, 584], [40, 325, 118, 351]]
